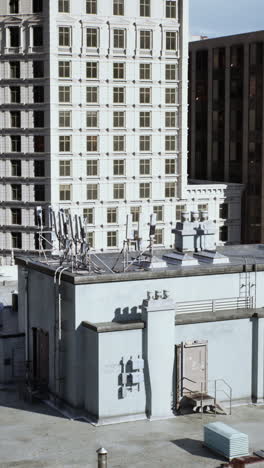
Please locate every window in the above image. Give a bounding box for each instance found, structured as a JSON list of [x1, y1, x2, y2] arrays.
[[166, 0, 176, 18], [113, 183, 125, 199], [86, 0, 97, 13], [86, 111, 98, 127], [140, 30, 151, 49], [165, 64, 177, 81], [140, 88, 151, 104], [58, 27, 71, 47], [86, 86, 98, 103], [219, 203, 228, 219], [10, 86, 20, 103], [140, 0, 150, 16], [87, 183, 98, 200], [139, 159, 151, 175], [60, 184, 71, 201], [33, 86, 44, 103], [107, 231, 117, 247], [107, 208, 117, 223], [165, 159, 176, 174], [10, 111, 21, 128], [131, 206, 141, 222], [58, 0, 69, 12], [198, 204, 208, 215], [11, 136, 21, 152], [165, 182, 176, 197], [59, 160, 71, 176], [83, 207, 94, 224], [33, 26, 43, 47], [113, 135, 125, 152], [34, 135, 44, 152], [113, 160, 125, 176], [59, 110, 71, 127], [113, 111, 125, 128], [166, 32, 176, 50], [11, 184, 21, 200], [139, 63, 151, 80], [11, 160, 21, 176], [113, 0, 124, 15], [86, 231, 94, 247], [140, 135, 151, 152], [113, 63, 125, 79], [87, 160, 98, 176], [59, 135, 71, 152], [139, 182, 150, 198], [176, 204, 185, 221], [219, 225, 228, 242], [165, 88, 176, 104], [10, 27, 20, 47], [165, 135, 177, 152], [113, 29, 125, 49], [140, 111, 151, 127], [33, 61, 44, 78], [11, 208, 21, 225], [11, 232, 22, 249], [34, 110, 44, 128], [165, 111, 177, 127], [59, 86, 71, 103], [153, 206, 163, 222], [34, 160, 45, 177], [34, 185, 45, 201], [86, 62, 98, 79], [113, 87, 125, 104], [32, 0, 43, 13], [59, 61, 71, 78], [87, 136, 98, 152], [154, 229, 164, 245], [10, 0, 19, 14], [87, 28, 98, 48], [10, 62, 20, 79]]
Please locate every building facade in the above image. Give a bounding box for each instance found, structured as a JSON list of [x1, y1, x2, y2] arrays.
[[189, 31, 264, 244], [0, 0, 242, 264]]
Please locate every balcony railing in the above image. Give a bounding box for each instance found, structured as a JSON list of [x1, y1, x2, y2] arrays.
[[176, 296, 254, 315]]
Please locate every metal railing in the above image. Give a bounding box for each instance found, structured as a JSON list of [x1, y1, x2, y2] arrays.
[[176, 296, 254, 315]]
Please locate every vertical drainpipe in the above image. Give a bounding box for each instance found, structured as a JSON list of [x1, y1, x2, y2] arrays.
[[23, 268, 29, 382]]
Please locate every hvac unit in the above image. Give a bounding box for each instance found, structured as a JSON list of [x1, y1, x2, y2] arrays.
[[204, 422, 249, 461]]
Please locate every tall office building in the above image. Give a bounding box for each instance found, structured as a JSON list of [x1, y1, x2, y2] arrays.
[[189, 31, 264, 244], [0, 0, 242, 264]]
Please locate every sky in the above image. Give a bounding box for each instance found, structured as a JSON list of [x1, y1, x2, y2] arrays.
[[189, 0, 264, 38]]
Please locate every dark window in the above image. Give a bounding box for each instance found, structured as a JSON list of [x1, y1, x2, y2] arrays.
[[10, 61, 20, 79], [33, 61, 44, 78], [11, 232, 22, 249], [34, 185, 45, 201], [11, 160, 21, 176], [10, 111, 21, 128], [11, 208, 22, 225], [34, 111, 44, 128], [34, 135, 45, 152], [10, 86, 20, 103], [11, 135, 21, 152], [219, 225, 228, 242], [10, 0, 19, 13], [10, 27, 20, 47], [219, 203, 228, 219], [11, 184, 22, 200], [34, 160, 45, 177], [33, 86, 44, 103], [166, 0, 176, 18], [32, 0, 43, 12], [33, 26, 43, 46]]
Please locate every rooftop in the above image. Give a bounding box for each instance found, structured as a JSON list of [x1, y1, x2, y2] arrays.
[[15, 244, 264, 285]]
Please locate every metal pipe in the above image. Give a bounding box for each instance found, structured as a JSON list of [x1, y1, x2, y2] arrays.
[[23, 268, 29, 382], [97, 448, 108, 468]]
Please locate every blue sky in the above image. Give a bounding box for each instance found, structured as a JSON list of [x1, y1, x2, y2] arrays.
[[189, 0, 264, 38]]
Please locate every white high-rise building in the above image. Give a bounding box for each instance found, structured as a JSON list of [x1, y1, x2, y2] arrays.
[[0, 0, 242, 264]]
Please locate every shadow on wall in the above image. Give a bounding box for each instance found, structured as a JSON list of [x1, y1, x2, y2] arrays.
[[113, 306, 142, 322], [171, 438, 226, 462]]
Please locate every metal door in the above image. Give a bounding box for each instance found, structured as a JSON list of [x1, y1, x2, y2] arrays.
[[176, 341, 208, 399]]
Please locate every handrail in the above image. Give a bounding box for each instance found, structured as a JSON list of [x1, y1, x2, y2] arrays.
[[176, 296, 253, 315]]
